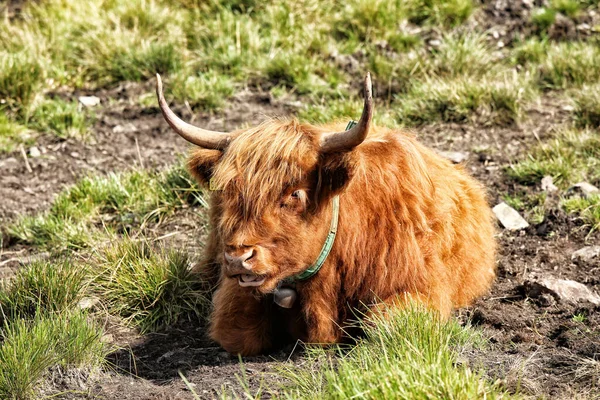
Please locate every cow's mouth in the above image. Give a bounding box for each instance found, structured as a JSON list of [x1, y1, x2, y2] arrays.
[[237, 274, 266, 287]]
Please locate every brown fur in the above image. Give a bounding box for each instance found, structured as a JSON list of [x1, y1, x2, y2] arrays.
[[188, 119, 496, 356]]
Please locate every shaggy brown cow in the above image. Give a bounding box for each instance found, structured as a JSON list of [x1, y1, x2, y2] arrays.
[[156, 73, 496, 356]]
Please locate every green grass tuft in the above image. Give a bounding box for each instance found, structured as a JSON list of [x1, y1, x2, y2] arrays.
[[28, 98, 92, 139], [279, 304, 507, 399], [0, 260, 87, 322], [508, 128, 600, 186], [537, 43, 600, 89], [89, 239, 209, 333], [395, 72, 536, 126], [171, 70, 237, 111], [0, 312, 108, 400], [8, 164, 204, 250], [0, 113, 32, 153], [0, 52, 44, 115], [562, 194, 600, 232], [572, 85, 600, 128]]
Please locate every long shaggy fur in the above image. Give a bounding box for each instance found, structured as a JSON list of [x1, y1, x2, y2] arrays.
[[188, 119, 496, 356]]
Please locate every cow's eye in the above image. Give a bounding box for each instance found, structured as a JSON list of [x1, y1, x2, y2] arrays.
[[291, 190, 301, 199]]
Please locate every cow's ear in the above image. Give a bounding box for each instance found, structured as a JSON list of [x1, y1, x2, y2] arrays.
[[187, 148, 223, 186], [315, 152, 355, 203]]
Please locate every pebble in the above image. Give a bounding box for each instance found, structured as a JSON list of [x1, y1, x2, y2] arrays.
[[541, 176, 558, 193], [540, 277, 600, 306], [493, 202, 529, 230], [571, 182, 599, 197], [571, 245, 600, 262], [29, 146, 41, 158], [78, 95, 101, 107], [113, 123, 138, 133], [439, 151, 468, 164], [78, 297, 100, 310]]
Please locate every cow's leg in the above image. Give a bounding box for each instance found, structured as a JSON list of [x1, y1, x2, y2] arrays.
[[302, 291, 342, 345], [209, 279, 273, 356]]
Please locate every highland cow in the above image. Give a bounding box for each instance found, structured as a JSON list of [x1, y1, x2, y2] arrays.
[[156, 73, 496, 356]]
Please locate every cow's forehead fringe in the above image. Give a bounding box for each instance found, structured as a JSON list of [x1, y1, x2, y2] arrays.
[[212, 119, 320, 211]]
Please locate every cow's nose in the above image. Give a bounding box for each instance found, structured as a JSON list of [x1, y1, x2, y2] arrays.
[[224, 248, 255, 271]]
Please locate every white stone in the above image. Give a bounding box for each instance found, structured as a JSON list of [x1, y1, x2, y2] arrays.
[[78, 96, 100, 107], [29, 146, 41, 158], [572, 182, 599, 197], [493, 202, 529, 230], [439, 151, 468, 164], [540, 277, 600, 306], [113, 123, 138, 133], [78, 297, 100, 310], [572, 246, 600, 262], [541, 176, 558, 193]]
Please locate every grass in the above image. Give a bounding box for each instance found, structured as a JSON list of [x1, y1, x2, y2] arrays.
[[395, 72, 536, 126], [572, 84, 600, 128], [0, 113, 31, 153], [509, 127, 600, 230], [28, 98, 92, 139], [0, 312, 109, 400], [278, 305, 510, 399], [537, 42, 600, 89], [89, 238, 209, 333], [8, 163, 204, 250], [0, 260, 86, 322], [562, 195, 600, 232], [508, 128, 600, 187]]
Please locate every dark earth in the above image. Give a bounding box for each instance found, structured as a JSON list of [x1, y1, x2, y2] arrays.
[[1, 0, 600, 399]]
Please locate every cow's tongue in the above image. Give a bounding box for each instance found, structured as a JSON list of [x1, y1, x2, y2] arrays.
[[241, 274, 259, 282]]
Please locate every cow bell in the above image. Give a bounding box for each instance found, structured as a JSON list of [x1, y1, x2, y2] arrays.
[[273, 286, 297, 308]]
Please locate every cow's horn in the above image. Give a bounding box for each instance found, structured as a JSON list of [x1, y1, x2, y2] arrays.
[[156, 74, 232, 150], [319, 72, 373, 153]]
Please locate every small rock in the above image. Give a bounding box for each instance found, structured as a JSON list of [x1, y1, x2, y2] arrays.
[[541, 176, 558, 193], [428, 39, 441, 47], [540, 277, 600, 306], [577, 23, 591, 31], [29, 146, 41, 158], [572, 245, 600, 262], [78, 297, 99, 310], [562, 105, 575, 112], [497, 40, 505, 48], [571, 182, 599, 197], [493, 202, 529, 230], [70, 151, 80, 158], [78, 96, 100, 107], [101, 334, 114, 343], [439, 151, 468, 164], [113, 123, 138, 133]]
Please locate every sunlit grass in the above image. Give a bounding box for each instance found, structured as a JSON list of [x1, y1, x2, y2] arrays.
[[572, 84, 600, 128], [89, 238, 209, 333], [0, 312, 109, 400], [0, 260, 87, 322], [278, 304, 509, 399], [0, 113, 32, 153], [8, 164, 205, 250], [508, 128, 600, 186]]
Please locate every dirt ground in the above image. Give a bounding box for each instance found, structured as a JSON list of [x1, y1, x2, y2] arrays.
[[1, 1, 599, 399], [2, 83, 598, 399]]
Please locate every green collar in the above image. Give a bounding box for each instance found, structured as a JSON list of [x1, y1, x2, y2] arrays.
[[286, 195, 340, 283]]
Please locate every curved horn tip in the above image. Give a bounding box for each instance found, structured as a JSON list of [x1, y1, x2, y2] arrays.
[[156, 73, 163, 97], [364, 72, 373, 99]]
